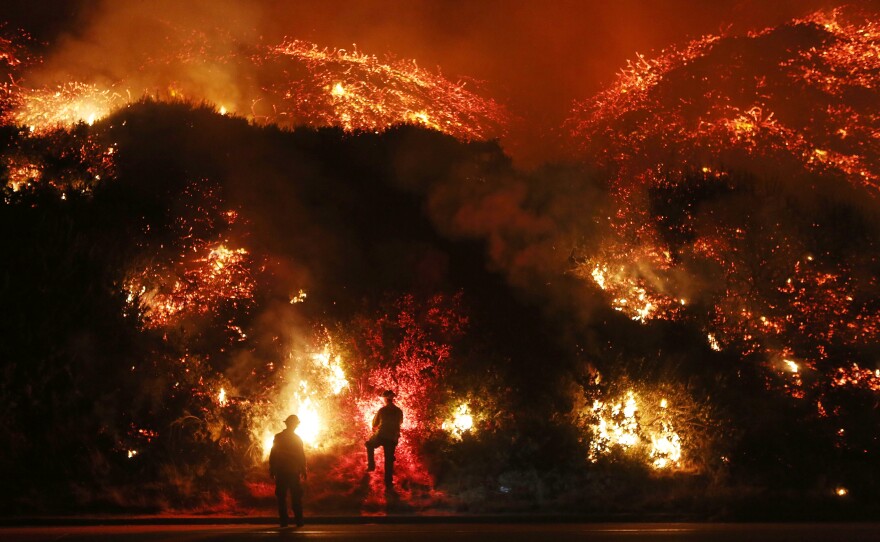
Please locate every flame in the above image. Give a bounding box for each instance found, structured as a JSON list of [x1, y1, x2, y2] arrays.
[[217, 387, 227, 406], [124, 240, 255, 328], [650, 422, 682, 469], [5, 82, 125, 133], [292, 384, 321, 445], [568, 8, 880, 413], [2, 38, 504, 140], [589, 391, 641, 460], [311, 345, 349, 395], [330, 82, 346, 97], [588, 389, 684, 470], [583, 250, 681, 322], [256, 333, 349, 457], [268, 40, 505, 139], [261, 432, 275, 461], [5, 162, 41, 192], [442, 403, 474, 439], [259, 382, 323, 459]]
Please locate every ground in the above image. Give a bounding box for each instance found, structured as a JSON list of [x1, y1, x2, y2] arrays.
[[1, 522, 880, 541]]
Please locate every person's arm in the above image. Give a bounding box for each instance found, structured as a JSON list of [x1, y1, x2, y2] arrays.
[[296, 439, 307, 479], [268, 436, 278, 477]]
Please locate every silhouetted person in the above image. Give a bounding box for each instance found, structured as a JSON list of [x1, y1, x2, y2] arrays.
[[270, 414, 307, 527], [366, 390, 403, 489]]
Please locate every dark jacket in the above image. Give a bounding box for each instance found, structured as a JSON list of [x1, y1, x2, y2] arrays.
[[269, 428, 306, 477], [371, 404, 403, 441]]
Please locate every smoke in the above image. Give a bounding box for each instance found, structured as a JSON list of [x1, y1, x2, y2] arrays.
[[383, 131, 611, 328], [19, 1, 259, 117], [556, 6, 880, 436], [4, 0, 880, 514], [9, 0, 871, 164]]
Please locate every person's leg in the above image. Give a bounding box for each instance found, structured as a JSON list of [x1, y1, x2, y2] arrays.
[[291, 478, 304, 526], [275, 477, 289, 526], [383, 441, 396, 488], [365, 437, 378, 470]]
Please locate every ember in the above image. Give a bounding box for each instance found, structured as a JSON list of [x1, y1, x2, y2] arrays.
[[264, 40, 505, 139], [568, 8, 880, 410], [3, 37, 505, 140], [2, 2, 880, 520]]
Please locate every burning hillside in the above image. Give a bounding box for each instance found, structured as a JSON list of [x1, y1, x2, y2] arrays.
[[0, 26, 505, 140], [568, 9, 880, 421], [1, 4, 879, 519]]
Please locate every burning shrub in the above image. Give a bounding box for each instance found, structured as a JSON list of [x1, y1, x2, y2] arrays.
[[571, 366, 718, 475]]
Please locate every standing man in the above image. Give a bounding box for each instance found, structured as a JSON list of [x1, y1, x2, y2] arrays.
[[270, 414, 307, 527], [366, 390, 404, 489]]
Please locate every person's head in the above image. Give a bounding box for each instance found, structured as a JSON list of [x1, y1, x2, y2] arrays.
[[381, 389, 396, 405], [284, 414, 300, 430]]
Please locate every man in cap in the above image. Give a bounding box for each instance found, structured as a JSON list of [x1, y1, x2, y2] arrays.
[[269, 414, 307, 527], [365, 390, 404, 489]]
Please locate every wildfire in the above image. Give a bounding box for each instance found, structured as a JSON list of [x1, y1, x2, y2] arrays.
[[707, 334, 721, 352], [567, 7, 880, 413], [310, 343, 349, 395], [289, 289, 308, 304], [256, 333, 350, 457], [442, 403, 475, 439], [0, 34, 22, 68], [587, 389, 684, 470], [2, 38, 505, 141], [2, 130, 118, 195], [5, 161, 41, 192], [259, 384, 324, 460], [832, 364, 880, 392], [264, 40, 505, 139], [124, 241, 255, 328], [5, 82, 127, 133], [583, 250, 682, 322]]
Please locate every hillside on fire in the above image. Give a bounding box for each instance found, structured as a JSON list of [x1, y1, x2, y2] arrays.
[[1, 3, 880, 520]]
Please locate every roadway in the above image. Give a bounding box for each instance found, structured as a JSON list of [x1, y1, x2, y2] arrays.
[[2, 523, 879, 541]]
